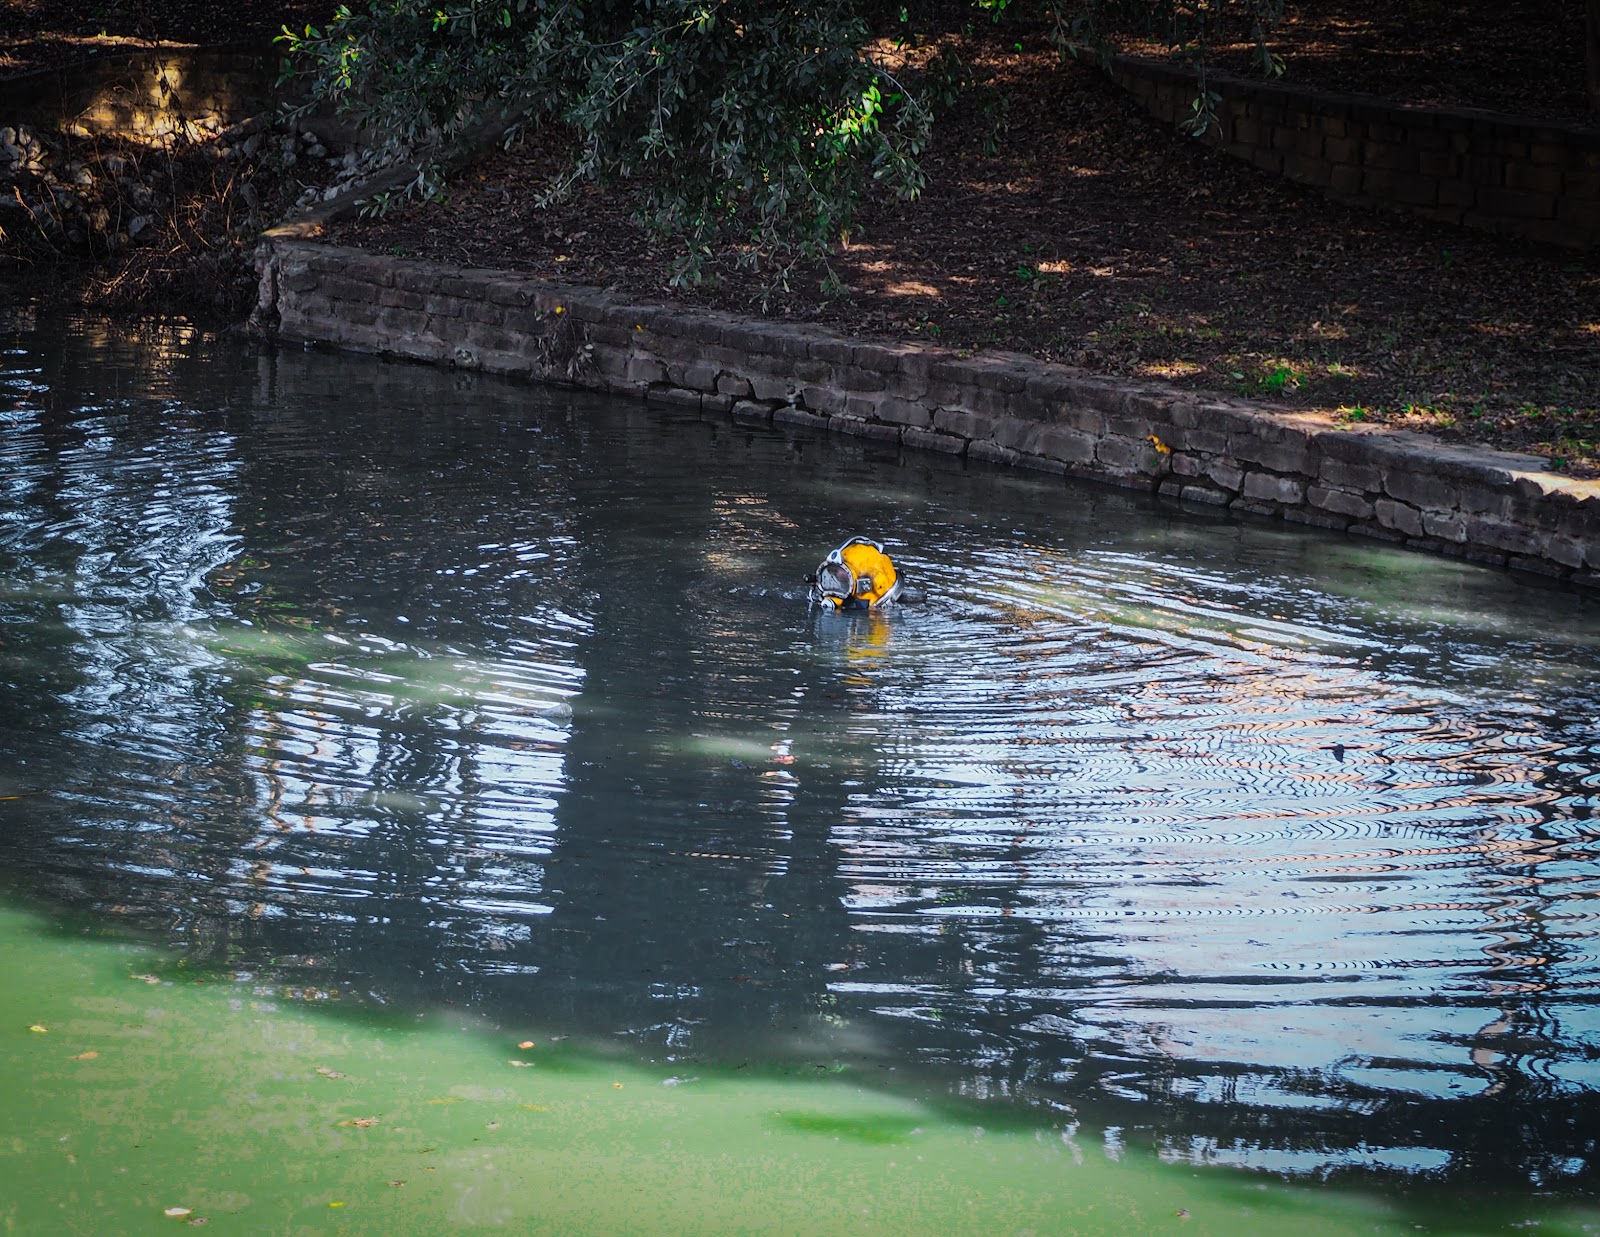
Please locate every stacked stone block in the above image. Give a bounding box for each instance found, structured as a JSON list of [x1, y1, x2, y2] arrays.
[[1109, 56, 1600, 250], [254, 238, 1600, 586], [0, 48, 280, 143]]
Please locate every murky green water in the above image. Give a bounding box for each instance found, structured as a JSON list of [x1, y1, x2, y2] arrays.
[[3, 309, 1600, 1228], [4, 902, 1594, 1235]]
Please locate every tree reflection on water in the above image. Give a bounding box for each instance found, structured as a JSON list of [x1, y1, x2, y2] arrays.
[[2, 308, 1598, 1192]]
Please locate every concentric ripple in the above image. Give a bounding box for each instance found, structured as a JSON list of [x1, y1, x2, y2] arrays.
[[3, 308, 1599, 1181]]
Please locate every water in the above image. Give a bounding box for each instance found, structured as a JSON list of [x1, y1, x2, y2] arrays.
[[11, 902, 1574, 1237], [2, 309, 1599, 1213]]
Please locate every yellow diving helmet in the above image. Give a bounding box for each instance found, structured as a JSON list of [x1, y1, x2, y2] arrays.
[[807, 537, 902, 610]]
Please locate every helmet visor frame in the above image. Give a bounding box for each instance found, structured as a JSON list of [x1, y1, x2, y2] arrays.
[[814, 559, 855, 602]]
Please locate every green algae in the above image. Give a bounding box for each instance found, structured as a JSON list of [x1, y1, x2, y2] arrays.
[[2, 904, 1594, 1236]]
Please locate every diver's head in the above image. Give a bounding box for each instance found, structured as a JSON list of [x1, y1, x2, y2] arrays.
[[807, 537, 900, 610]]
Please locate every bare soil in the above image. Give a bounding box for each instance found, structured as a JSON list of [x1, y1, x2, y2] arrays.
[[5, 3, 1598, 474]]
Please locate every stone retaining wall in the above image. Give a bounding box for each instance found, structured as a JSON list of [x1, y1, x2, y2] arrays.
[[0, 46, 280, 143], [1109, 55, 1600, 250], [253, 236, 1600, 587]]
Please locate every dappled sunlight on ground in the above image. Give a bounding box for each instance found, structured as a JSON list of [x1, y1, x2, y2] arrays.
[[7, 1, 1574, 472]]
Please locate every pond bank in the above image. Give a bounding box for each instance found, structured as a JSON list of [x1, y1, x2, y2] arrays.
[[252, 234, 1600, 589]]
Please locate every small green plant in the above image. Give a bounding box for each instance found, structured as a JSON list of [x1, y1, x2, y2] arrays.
[[1258, 363, 1300, 394], [1232, 362, 1304, 397]]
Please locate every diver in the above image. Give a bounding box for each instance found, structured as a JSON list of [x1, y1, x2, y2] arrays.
[[806, 536, 904, 610]]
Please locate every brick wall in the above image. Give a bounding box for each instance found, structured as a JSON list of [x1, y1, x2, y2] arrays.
[[1109, 55, 1600, 249], [253, 237, 1600, 587]]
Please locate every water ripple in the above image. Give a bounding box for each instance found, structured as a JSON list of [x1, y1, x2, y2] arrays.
[[5, 314, 1600, 1178]]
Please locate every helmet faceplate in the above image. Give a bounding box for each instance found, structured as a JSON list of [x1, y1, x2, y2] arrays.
[[809, 537, 901, 610]]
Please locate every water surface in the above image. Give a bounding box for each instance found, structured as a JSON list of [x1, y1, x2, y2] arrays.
[[14, 900, 1584, 1236], [2, 309, 1598, 1200]]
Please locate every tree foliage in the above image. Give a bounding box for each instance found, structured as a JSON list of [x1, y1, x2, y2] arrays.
[[278, 1, 1290, 281], [280, 1, 934, 286], [996, 0, 1287, 134], [1034, 0, 1285, 69]]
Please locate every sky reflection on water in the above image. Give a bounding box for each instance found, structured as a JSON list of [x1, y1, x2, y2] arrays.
[[2, 308, 1599, 1190]]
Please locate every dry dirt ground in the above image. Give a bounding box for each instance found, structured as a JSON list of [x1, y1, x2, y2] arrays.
[[6, 2, 1598, 474]]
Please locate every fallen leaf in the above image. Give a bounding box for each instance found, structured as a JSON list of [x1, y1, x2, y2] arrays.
[[314, 1067, 345, 1079], [612, 1082, 623, 1089], [517, 1040, 535, 1050], [329, 1201, 345, 1208], [71, 1051, 99, 1060], [424, 1097, 464, 1105], [520, 1104, 549, 1111], [27, 1025, 47, 1034]]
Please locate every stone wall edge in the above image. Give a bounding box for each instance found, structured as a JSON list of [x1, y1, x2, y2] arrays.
[[252, 238, 1600, 589]]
